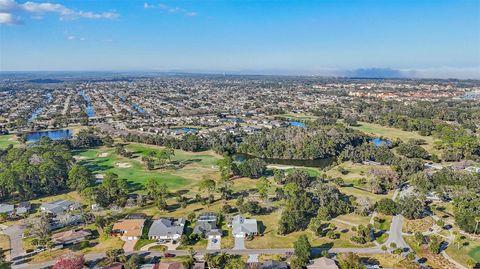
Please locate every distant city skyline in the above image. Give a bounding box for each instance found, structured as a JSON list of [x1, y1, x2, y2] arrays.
[[0, 0, 479, 78]]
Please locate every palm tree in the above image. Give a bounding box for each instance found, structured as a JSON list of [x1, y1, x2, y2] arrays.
[[474, 217, 480, 235]]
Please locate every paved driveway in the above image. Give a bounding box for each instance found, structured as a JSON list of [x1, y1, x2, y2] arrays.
[[123, 240, 137, 252], [233, 236, 245, 250], [207, 236, 221, 250]]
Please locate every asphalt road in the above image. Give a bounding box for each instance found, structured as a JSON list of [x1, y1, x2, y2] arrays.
[[2, 224, 24, 262], [12, 247, 385, 269], [385, 215, 410, 250]]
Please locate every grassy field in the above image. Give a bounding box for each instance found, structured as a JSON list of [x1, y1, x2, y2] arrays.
[[0, 135, 18, 149], [350, 121, 439, 154], [73, 143, 221, 191], [325, 162, 394, 202], [325, 161, 390, 185], [446, 238, 480, 267]]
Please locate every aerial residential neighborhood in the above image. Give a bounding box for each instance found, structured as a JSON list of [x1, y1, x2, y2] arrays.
[[0, 72, 478, 269], [1, 0, 479, 269]]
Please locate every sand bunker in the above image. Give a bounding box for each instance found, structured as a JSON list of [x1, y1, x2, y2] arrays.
[[98, 152, 109, 157], [74, 156, 87, 160], [116, 162, 132, 168]]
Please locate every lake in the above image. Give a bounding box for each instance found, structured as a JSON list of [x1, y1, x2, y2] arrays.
[[289, 121, 306, 128], [234, 153, 335, 168], [27, 129, 72, 141]]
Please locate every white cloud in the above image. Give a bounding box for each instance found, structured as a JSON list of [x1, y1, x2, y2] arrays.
[[0, 11, 21, 24], [143, 2, 154, 9], [0, 0, 17, 11], [144, 2, 197, 17], [0, 0, 119, 25]]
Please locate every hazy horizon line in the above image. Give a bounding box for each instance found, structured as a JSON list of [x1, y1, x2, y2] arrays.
[[1, 67, 479, 80]]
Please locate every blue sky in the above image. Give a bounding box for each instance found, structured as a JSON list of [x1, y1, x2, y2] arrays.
[[0, 0, 479, 78]]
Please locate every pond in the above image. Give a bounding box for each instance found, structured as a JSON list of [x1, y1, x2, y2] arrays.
[[27, 129, 72, 141], [289, 121, 306, 128], [171, 127, 199, 133], [79, 91, 96, 118], [233, 153, 335, 169], [372, 137, 391, 147]]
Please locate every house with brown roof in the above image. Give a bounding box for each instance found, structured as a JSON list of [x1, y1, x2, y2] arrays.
[[306, 257, 338, 269], [158, 261, 184, 269], [52, 229, 91, 246], [112, 219, 145, 241]]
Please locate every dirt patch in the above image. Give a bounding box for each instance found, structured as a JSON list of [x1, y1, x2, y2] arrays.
[[404, 217, 435, 234], [116, 162, 132, 168], [73, 156, 87, 160], [98, 152, 109, 157]]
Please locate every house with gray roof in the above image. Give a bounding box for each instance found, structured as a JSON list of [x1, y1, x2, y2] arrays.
[[231, 215, 258, 237], [260, 260, 289, 269], [148, 218, 185, 242], [40, 200, 80, 215], [193, 212, 220, 237], [0, 204, 14, 216], [16, 202, 31, 215]]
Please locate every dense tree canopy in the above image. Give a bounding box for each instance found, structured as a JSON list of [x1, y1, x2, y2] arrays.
[[239, 125, 368, 160], [0, 138, 73, 201]]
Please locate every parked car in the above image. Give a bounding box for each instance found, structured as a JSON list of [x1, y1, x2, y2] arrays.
[[164, 253, 176, 258]]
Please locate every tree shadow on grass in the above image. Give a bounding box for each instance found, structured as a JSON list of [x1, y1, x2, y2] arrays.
[[78, 159, 114, 172], [127, 181, 143, 192], [311, 242, 334, 257]]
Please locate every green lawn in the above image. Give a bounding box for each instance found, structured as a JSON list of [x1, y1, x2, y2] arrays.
[[73, 143, 221, 191], [244, 206, 375, 249], [0, 135, 18, 149], [325, 161, 387, 185], [446, 238, 480, 267]]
